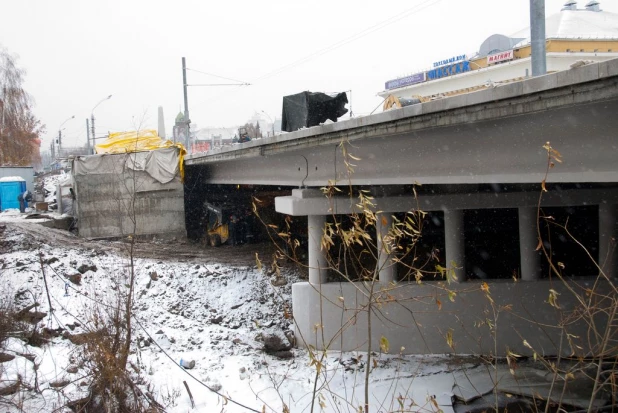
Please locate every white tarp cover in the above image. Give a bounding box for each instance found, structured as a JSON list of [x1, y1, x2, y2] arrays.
[[73, 147, 180, 184], [0, 176, 26, 182], [55, 174, 75, 216]]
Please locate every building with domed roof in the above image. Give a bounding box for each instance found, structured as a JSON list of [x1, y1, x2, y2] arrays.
[[379, 1, 618, 103]]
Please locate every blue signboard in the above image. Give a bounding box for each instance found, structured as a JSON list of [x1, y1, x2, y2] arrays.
[[426, 61, 471, 80], [385, 72, 426, 90]]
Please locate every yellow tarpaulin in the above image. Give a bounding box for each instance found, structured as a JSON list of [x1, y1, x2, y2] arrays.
[[95, 130, 186, 181]]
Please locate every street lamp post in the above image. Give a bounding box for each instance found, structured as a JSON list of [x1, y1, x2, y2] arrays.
[[261, 110, 275, 138], [57, 115, 75, 158], [90, 95, 112, 154]]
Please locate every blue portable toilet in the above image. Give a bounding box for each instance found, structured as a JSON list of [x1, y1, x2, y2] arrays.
[[0, 177, 27, 211]]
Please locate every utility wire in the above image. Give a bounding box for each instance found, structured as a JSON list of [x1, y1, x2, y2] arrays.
[[186, 68, 251, 85], [188, 83, 251, 87], [251, 0, 442, 83], [190, 0, 441, 111]]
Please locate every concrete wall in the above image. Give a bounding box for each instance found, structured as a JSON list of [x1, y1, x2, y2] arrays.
[[293, 279, 613, 357], [73, 156, 186, 239], [0, 166, 34, 193]]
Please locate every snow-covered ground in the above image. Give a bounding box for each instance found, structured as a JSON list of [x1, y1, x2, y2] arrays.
[[0, 209, 59, 223], [0, 213, 477, 413], [38, 171, 70, 204], [0, 211, 605, 412]]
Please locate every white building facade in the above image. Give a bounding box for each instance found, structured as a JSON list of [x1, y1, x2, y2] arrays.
[[379, 1, 618, 102]]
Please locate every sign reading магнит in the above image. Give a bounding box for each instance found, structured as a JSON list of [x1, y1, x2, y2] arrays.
[[487, 50, 514, 64]]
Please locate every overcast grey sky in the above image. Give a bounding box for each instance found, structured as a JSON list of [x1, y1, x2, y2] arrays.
[[2, 0, 617, 149]]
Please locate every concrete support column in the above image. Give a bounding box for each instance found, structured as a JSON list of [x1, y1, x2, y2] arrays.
[[308, 214, 328, 284], [599, 204, 618, 278], [444, 209, 465, 282], [518, 207, 542, 281], [377, 213, 396, 283]]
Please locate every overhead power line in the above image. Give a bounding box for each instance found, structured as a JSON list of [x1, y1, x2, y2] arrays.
[[251, 0, 443, 83], [186, 68, 251, 86], [188, 83, 251, 87], [189, 0, 442, 111]]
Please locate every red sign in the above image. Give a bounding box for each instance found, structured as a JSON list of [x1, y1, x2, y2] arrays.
[[191, 141, 211, 153], [487, 50, 514, 65]]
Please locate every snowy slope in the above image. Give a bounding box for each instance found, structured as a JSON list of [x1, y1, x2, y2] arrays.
[[0, 216, 548, 413]]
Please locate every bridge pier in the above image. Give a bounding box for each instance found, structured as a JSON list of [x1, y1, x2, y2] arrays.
[[444, 209, 465, 282], [519, 207, 543, 281], [376, 213, 396, 283], [307, 214, 328, 284], [599, 203, 618, 278], [276, 187, 616, 355]]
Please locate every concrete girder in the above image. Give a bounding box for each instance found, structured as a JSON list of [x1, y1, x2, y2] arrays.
[[187, 96, 618, 186], [275, 187, 618, 216], [186, 59, 618, 187]]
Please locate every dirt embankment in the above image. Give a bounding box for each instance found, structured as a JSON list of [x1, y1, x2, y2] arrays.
[[5, 221, 286, 267]]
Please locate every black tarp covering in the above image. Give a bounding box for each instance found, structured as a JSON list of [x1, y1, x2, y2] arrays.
[[281, 91, 348, 132]]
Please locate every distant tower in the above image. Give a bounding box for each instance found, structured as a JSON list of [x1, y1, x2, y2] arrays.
[[158, 106, 166, 139], [173, 111, 191, 152]]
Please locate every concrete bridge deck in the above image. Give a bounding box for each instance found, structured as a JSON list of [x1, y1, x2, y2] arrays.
[[185, 58, 618, 187]]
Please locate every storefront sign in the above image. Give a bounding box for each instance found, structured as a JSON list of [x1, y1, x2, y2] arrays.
[[385, 72, 426, 90], [426, 61, 471, 80], [433, 54, 467, 68], [487, 50, 514, 64]]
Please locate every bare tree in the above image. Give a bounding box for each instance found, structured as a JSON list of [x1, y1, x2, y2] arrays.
[[0, 45, 45, 166]]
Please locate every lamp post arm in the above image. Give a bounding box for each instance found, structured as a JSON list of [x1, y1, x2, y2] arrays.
[[91, 94, 113, 115], [90, 95, 112, 153], [261, 110, 275, 137], [57, 115, 75, 152]]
